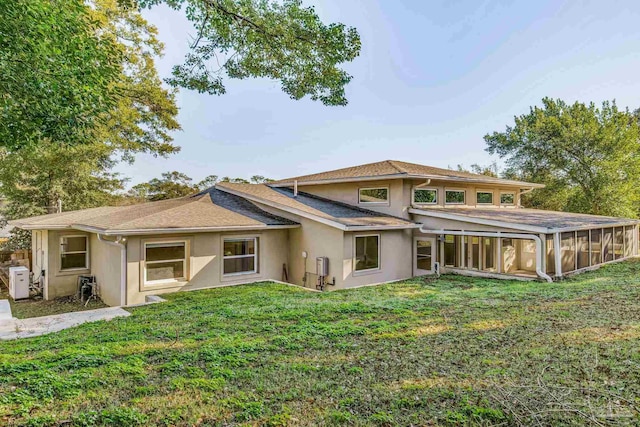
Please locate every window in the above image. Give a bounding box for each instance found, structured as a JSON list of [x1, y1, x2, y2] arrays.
[[624, 226, 634, 258], [413, 188, 437, 204], [500, 192, 515, 205], [476, 191, 493, 205], [60, 236, 88, 270], [614, 227, 624, 259], [355, 235, 380, 272], [359, 187, 388, 204], [223, 238, 258, 275], [445, 190, 465, 204], [603, 228, 614, 262], [444, 235, 461, 267], [546, 235, 555, 275], [145, 241, 187, 283], [483, 238, 496, 272]]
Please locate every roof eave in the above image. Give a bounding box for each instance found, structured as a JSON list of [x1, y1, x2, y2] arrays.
[[270, 174, 545, 189], [71, 224, 300, 236], [409, 208, 549, 233]]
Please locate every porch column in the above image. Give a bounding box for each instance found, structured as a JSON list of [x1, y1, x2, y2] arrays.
[[553, 232, 562, 278]]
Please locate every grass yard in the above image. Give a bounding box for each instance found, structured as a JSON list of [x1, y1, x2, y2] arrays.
[[0, 284, 107, 319], [1, 262, 640, 426]]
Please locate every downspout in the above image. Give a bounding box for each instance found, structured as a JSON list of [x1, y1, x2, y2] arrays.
[[98, 234, 127, 306], [420, 226, 553, 283]]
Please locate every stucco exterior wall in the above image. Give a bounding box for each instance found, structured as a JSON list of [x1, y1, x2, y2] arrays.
[[90, 235, 122, 306], [31, 230, 49, 299], [125, 229, 289, 305], [249, 201, 345, 290], [46, 230, 91, 299], [341, 229, 413, 288], [298, 179, 409, 218], [405, 179, 523, 209]]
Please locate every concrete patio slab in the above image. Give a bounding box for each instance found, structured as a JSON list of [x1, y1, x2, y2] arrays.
[[0, 306, 130, 340]]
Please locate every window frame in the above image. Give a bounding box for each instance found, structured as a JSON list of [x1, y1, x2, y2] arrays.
[[353, 234, 381, 274], [358, 187, 389, 205], [59, 235, 89, 271], [500, 192, 516, 206], [222, 237, 259, 277], [143, 239, 188, 285], [412, 187, 438, 205], [475, 190, 494, 205], [445, 189, 466, 205]]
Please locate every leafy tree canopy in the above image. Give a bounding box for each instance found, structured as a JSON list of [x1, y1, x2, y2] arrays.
[[0, 0, 121, 150], [485, 98, 640, 217], [128, 171, 273, 201], [138, 0, 361, 106]]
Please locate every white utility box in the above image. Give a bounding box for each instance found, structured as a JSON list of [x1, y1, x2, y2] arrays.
[[9, 266, 30, 300]]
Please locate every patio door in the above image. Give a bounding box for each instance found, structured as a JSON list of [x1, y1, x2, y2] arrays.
[[414, 237, 436, 276]]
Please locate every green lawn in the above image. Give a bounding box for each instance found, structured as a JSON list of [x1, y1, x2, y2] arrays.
[[1, 262, 640, 426], [0, 284, 107, 319]]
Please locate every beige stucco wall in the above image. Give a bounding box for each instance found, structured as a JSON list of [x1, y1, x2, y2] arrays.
[[341, 229, 413, 288], [45, 230, 91, 299], [31, 230, 49, 298], [298, 179, 410, 218], [125, 229, 289, 305], [90, 235, 122, 306]]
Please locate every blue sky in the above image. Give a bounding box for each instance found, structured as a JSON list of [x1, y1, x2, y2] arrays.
[[116, 0, 640, 185]]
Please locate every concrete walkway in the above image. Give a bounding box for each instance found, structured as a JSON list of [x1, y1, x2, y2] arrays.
[[0, 303, 130, 340]]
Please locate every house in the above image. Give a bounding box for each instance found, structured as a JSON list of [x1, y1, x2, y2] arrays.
[[10, 160, 640, 307]]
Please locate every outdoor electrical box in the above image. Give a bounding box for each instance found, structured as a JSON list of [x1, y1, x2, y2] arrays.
[[9, 266, 29, 300], [316, 257, 329, 277]]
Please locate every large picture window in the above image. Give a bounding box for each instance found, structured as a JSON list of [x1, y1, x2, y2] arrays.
[[355, 235, 380, 272], [413, 188, 437, 204], [145, 241, 187, 283], [223, 238, 258, 275], [60, 236, 88, 270], [358, 188, 388, 204], [445, 190, 465, 204]]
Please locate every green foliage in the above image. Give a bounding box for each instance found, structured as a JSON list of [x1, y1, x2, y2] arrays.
[[0, 0, 180, 249], [128, 171, 273, 201], [485, 98, 640, 217], [0, 0, 121, 150], [2, 262, 640, 425], [139, 0, 361, 106]]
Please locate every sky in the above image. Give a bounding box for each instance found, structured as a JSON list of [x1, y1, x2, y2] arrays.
[[116, 0, 640, 185]]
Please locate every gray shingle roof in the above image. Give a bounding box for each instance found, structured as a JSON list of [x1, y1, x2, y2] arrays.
[[217, 183, 419, 229], [271, 160, 544, 188], [414, 207, 640, 232], [11, 189, 298, 234]]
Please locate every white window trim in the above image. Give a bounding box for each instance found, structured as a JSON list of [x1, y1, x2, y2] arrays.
[[223, 237, 258, 276], [358, 187, 390, 205], [412, 187, 438, 205], [500, 191, 516, 206], [143, 240, 188, 285], [353, 234, 381, 275], [59, 235, 89, 271], [475, 190, 494, 205], [445, 188, 466, 205]]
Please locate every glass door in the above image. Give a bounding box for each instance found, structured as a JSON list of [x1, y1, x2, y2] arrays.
[[414, 237, 436, 276]]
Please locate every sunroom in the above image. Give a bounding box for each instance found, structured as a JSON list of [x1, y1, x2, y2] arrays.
[[410, 207, 640, 281]]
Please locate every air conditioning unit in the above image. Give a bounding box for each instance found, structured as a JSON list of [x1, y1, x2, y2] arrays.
[[9, 266, 29, 300]]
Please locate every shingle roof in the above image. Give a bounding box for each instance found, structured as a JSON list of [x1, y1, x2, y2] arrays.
[[10, 188, 298, 234], [270, 160, 544, 188], [413, 207, 640, 232], [216, 183, 419, 229]]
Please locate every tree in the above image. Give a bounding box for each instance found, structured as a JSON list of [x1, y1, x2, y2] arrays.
[[138, 0, 361, 106], [130, 171, 196, 201], [0, 0, 121, 150], [0, 0, 180, 249], [455, 162, 499, 178], [485, 98, 640, 217]]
